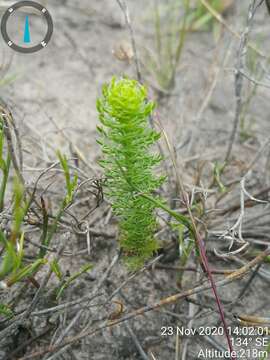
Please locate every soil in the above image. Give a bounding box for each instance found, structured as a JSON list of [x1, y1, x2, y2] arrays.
[[0, 1, 270, 359]]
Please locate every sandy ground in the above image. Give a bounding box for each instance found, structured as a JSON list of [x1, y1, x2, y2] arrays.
[[1, 1, 269, 168], [2, 1, 138, 163]]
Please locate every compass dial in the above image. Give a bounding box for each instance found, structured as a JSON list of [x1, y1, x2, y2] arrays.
[[1, 1, 53, 53]]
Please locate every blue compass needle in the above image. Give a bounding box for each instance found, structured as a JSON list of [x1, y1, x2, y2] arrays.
[[23, 15, 31, 43]]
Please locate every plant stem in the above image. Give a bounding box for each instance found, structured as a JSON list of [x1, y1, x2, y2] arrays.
[[140, 191, 235, 358], [0, 153, 10, 212], [169, 0, 190, 88]]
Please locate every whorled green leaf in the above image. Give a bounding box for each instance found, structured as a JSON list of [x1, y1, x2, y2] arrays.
[[97, 76, 165, 269]]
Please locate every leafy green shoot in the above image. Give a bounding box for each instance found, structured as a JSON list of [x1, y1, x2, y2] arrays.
[[97, 76, 165, 268], [0, 116, 11, 212], [39, 151, 78, 258]]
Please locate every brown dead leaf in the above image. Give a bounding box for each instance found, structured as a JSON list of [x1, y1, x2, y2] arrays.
[[112, 40, 134, 63]]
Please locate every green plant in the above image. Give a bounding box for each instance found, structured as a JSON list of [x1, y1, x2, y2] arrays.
[[239, 46, 266, 142], [0, 303, 13, 318], [97, 77, 234, 355], [143, 0, 229, 93], [190, 0, 226, 31], [0, 116, 10, 212], [0, 115, 47, 290], [38, 151, 78, 258], [143, 0, 190, 92], [97, 76, 165, 268], [55, 263, 92, 300], [0, 178, 45, 286]]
